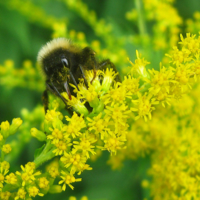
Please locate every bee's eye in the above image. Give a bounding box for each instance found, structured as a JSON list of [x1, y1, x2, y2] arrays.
[[61, 58, 69, 67]]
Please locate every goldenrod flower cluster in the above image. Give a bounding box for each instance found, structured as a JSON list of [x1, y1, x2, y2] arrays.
[[1, 0, 200, 199], [1, 32, 200, 199]]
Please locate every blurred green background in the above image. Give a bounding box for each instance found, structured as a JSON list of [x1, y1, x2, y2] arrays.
[[0, 0, 200, 199]]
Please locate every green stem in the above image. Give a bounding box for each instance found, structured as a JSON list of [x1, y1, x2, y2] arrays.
[[3, 141, 55, 192], [34, 140, 55, 168], [135, 0, 146, 36]]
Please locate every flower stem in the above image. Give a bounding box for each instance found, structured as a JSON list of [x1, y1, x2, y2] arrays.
[[34, 140, 55, 168], [135, 0, 146, 36]]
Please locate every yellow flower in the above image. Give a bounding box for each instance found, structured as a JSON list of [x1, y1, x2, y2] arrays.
[[1, 121, 10, 138], [5, 173, 17, 185], [0, 161, 10, 174], [132, 93, 159, 121], [64, 112, 86, 138], [77, 83, 100, 108], [9, 118, 23, 135], [179, 33, 200, 54], [62, 92, 89, 116], [15, 188, 26, 200], [53, 140, 71, 156], [0, 161, 10, 191], [59, 171, 82, 190], [73, 132, 96, 158], [103, 131, 126, 155], [0, 121, 10, 131], [101, 68, 119, 93], [48, 126, 64, 144], [122, 75, 140, 94], [60, 152, 87, 174], [15, 162, 41, 187], [45, 110, 63, 123], [102, 82, 129, 105], [0, 191, 11, 200], [147, 65, 174, 95], [0, 133, 3, 141], [38, 177, 49, 189], [2, 144, 12, 154], [31, 128, 46, 142], [128, 50, 150, 78], [105, 103, 131, 126], [28, 186, 44, 197], [84, 70, 101, 89], [87, 113, 108, 137]]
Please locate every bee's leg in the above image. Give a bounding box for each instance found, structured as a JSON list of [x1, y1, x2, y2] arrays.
[[90, 54, 98, 83], [42, 89, 49, 114], [79, 65, 88, 88], [99, 59, 121, 82], [45, 82, 73, 116], [46, 81, 68, 105], [69, 71, 79, 89], [81, 47, 97, 84]]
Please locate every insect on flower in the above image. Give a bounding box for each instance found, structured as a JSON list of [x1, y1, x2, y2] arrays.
[[37, 38, 120, 113]]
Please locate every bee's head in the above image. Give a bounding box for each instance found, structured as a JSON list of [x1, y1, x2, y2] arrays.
[[37, 38, 80, 81], [37, 38, 82, 99]]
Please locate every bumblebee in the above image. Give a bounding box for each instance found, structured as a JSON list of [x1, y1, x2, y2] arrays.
[[37, 38, 119, 113]]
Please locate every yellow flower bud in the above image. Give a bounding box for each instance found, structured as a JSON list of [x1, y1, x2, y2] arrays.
[[9, 118, 23, 135], [1, 121, 10, 138], [49, 185, 62, 194], [2, 144, 12, 154], [31, 128, 46, 142]]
